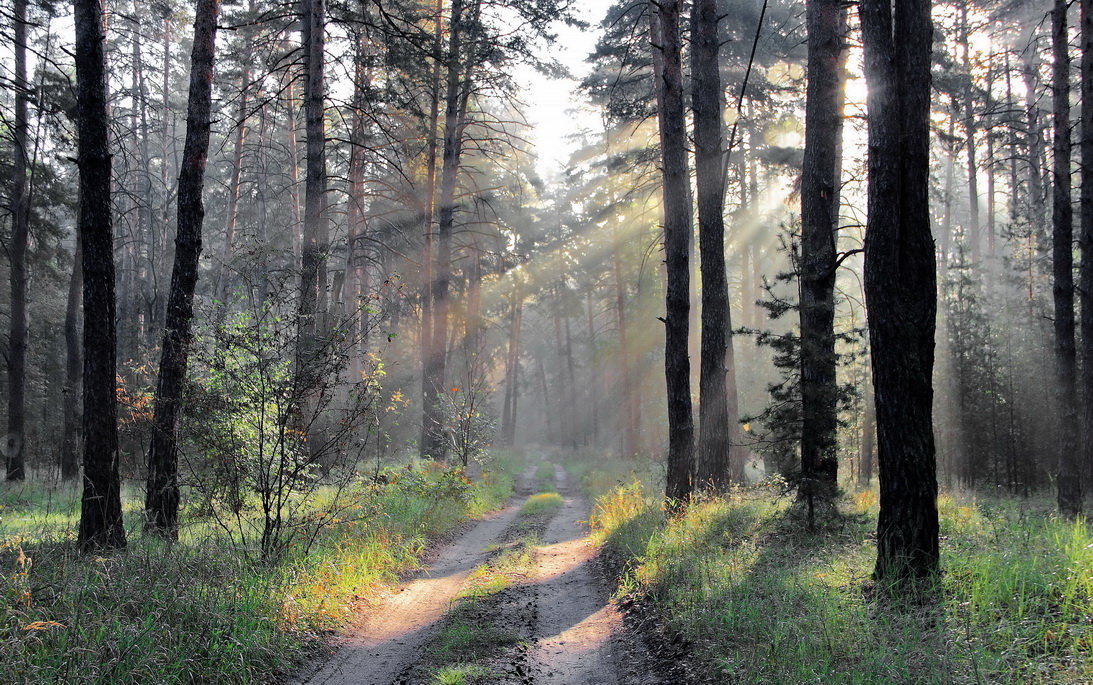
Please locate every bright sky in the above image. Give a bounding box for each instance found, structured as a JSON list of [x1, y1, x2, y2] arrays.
[[520, 0, 617, 181]]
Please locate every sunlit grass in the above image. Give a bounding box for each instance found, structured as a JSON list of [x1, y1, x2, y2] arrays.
[[519, 492, 563, 516], [0, 458, 518, 683], [589, 469, 1093, 684]]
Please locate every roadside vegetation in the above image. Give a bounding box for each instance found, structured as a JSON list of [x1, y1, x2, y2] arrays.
[[582, 459, 1093, 684], [0, 455, 518, 684]]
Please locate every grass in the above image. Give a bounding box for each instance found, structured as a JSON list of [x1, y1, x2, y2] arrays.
[[0, 455, 519, 684], [519, 492, 563, 516], [589, 470, 1093, 684], [431, 662, 492, 685]]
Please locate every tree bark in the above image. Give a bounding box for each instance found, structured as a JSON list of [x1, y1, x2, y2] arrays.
[[145, 0, 221, 538], [799, 0, 844, 500], [650, 0, 695, 503], [1080, 0, 1093, 510], [61, 235, 83, 481], [299, 0, 329, 340], [1052, 0, 1081, 517], [861, 0, 938, 585], [6, 0, 29, 481], [75, 0, 125, 551], [692, 0, 740, 489]]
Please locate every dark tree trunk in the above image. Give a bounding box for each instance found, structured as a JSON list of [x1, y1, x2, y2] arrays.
[[650, 0, 695, 503], [692, 0, 739, 489], [799, 0, 845, 501], [61, 236, 83, 481], [861, 0, 938, 586], [1080, 0, 1093, 508], [145, 0, 221, 538], [6, 0, 29, 481], [75, 0, 125, 551], [1053, 0, 1081, 517], [299, 0, 329, 340]]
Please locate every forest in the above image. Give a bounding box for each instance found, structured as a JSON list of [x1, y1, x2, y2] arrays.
[[1, 0, 1092, 681]]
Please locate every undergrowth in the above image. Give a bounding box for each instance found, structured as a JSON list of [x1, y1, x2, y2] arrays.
[[0, 454, 519, 684], [589, 472, 1093, 684]]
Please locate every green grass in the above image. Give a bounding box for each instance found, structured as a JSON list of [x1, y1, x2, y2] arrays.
[[590, 471, 1093, 684], [533, 461, 556, 493], [519, 492, 563, 516], [0, 458, 517, 684], [431, 662, 492, 684]]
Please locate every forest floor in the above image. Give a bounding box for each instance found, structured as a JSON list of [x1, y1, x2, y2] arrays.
[[297, 460, 659, 685]]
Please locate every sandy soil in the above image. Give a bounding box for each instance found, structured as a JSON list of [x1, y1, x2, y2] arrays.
[[297, 461, 656, 685]]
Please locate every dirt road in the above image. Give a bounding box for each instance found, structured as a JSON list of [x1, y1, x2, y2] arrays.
[[296, 461, 655, 685]]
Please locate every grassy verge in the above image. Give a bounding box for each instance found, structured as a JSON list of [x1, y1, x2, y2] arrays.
[[0, 455, 518, 684], [589, 470, 1093, 684]]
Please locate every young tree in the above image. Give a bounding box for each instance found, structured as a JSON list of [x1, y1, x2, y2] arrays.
[[6, 0, 30, 481], [74, 0, 125, 551], [799, 0, 844, 502], [146, 0, 222, 538], [861, 0, 938, 585], [649, 0, 695, 502]]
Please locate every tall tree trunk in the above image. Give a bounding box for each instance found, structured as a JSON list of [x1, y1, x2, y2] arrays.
[[799, 0, 844, 501], [1080, 0, 1093, 508], [859, 376, 875, 487], [650, 0, 695, 503], [284, 77, 303, 267], [299, 0, 329, 340], [861, 0, 938, 585], [145, 0, 221, 538], [610, 213, 638, 457], [215, 65, 250, 316], [692, 0, 738, 489], [75, 0, 125, 551], [1025, 54, 1048, 256], [61, 236, 83, 481], [6, 0, 29, 481], [420, 0, 443, 427], [500, 287, 522, 446], [586, 289, 599, 446], [423, 0, 468, 461], [959, 3, 981, 259], [1052, 0, 1081, 517]]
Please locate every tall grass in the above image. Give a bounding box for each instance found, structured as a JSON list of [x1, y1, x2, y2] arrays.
[[0, 458, 517, 684], [590, 475, 1093, 684]]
